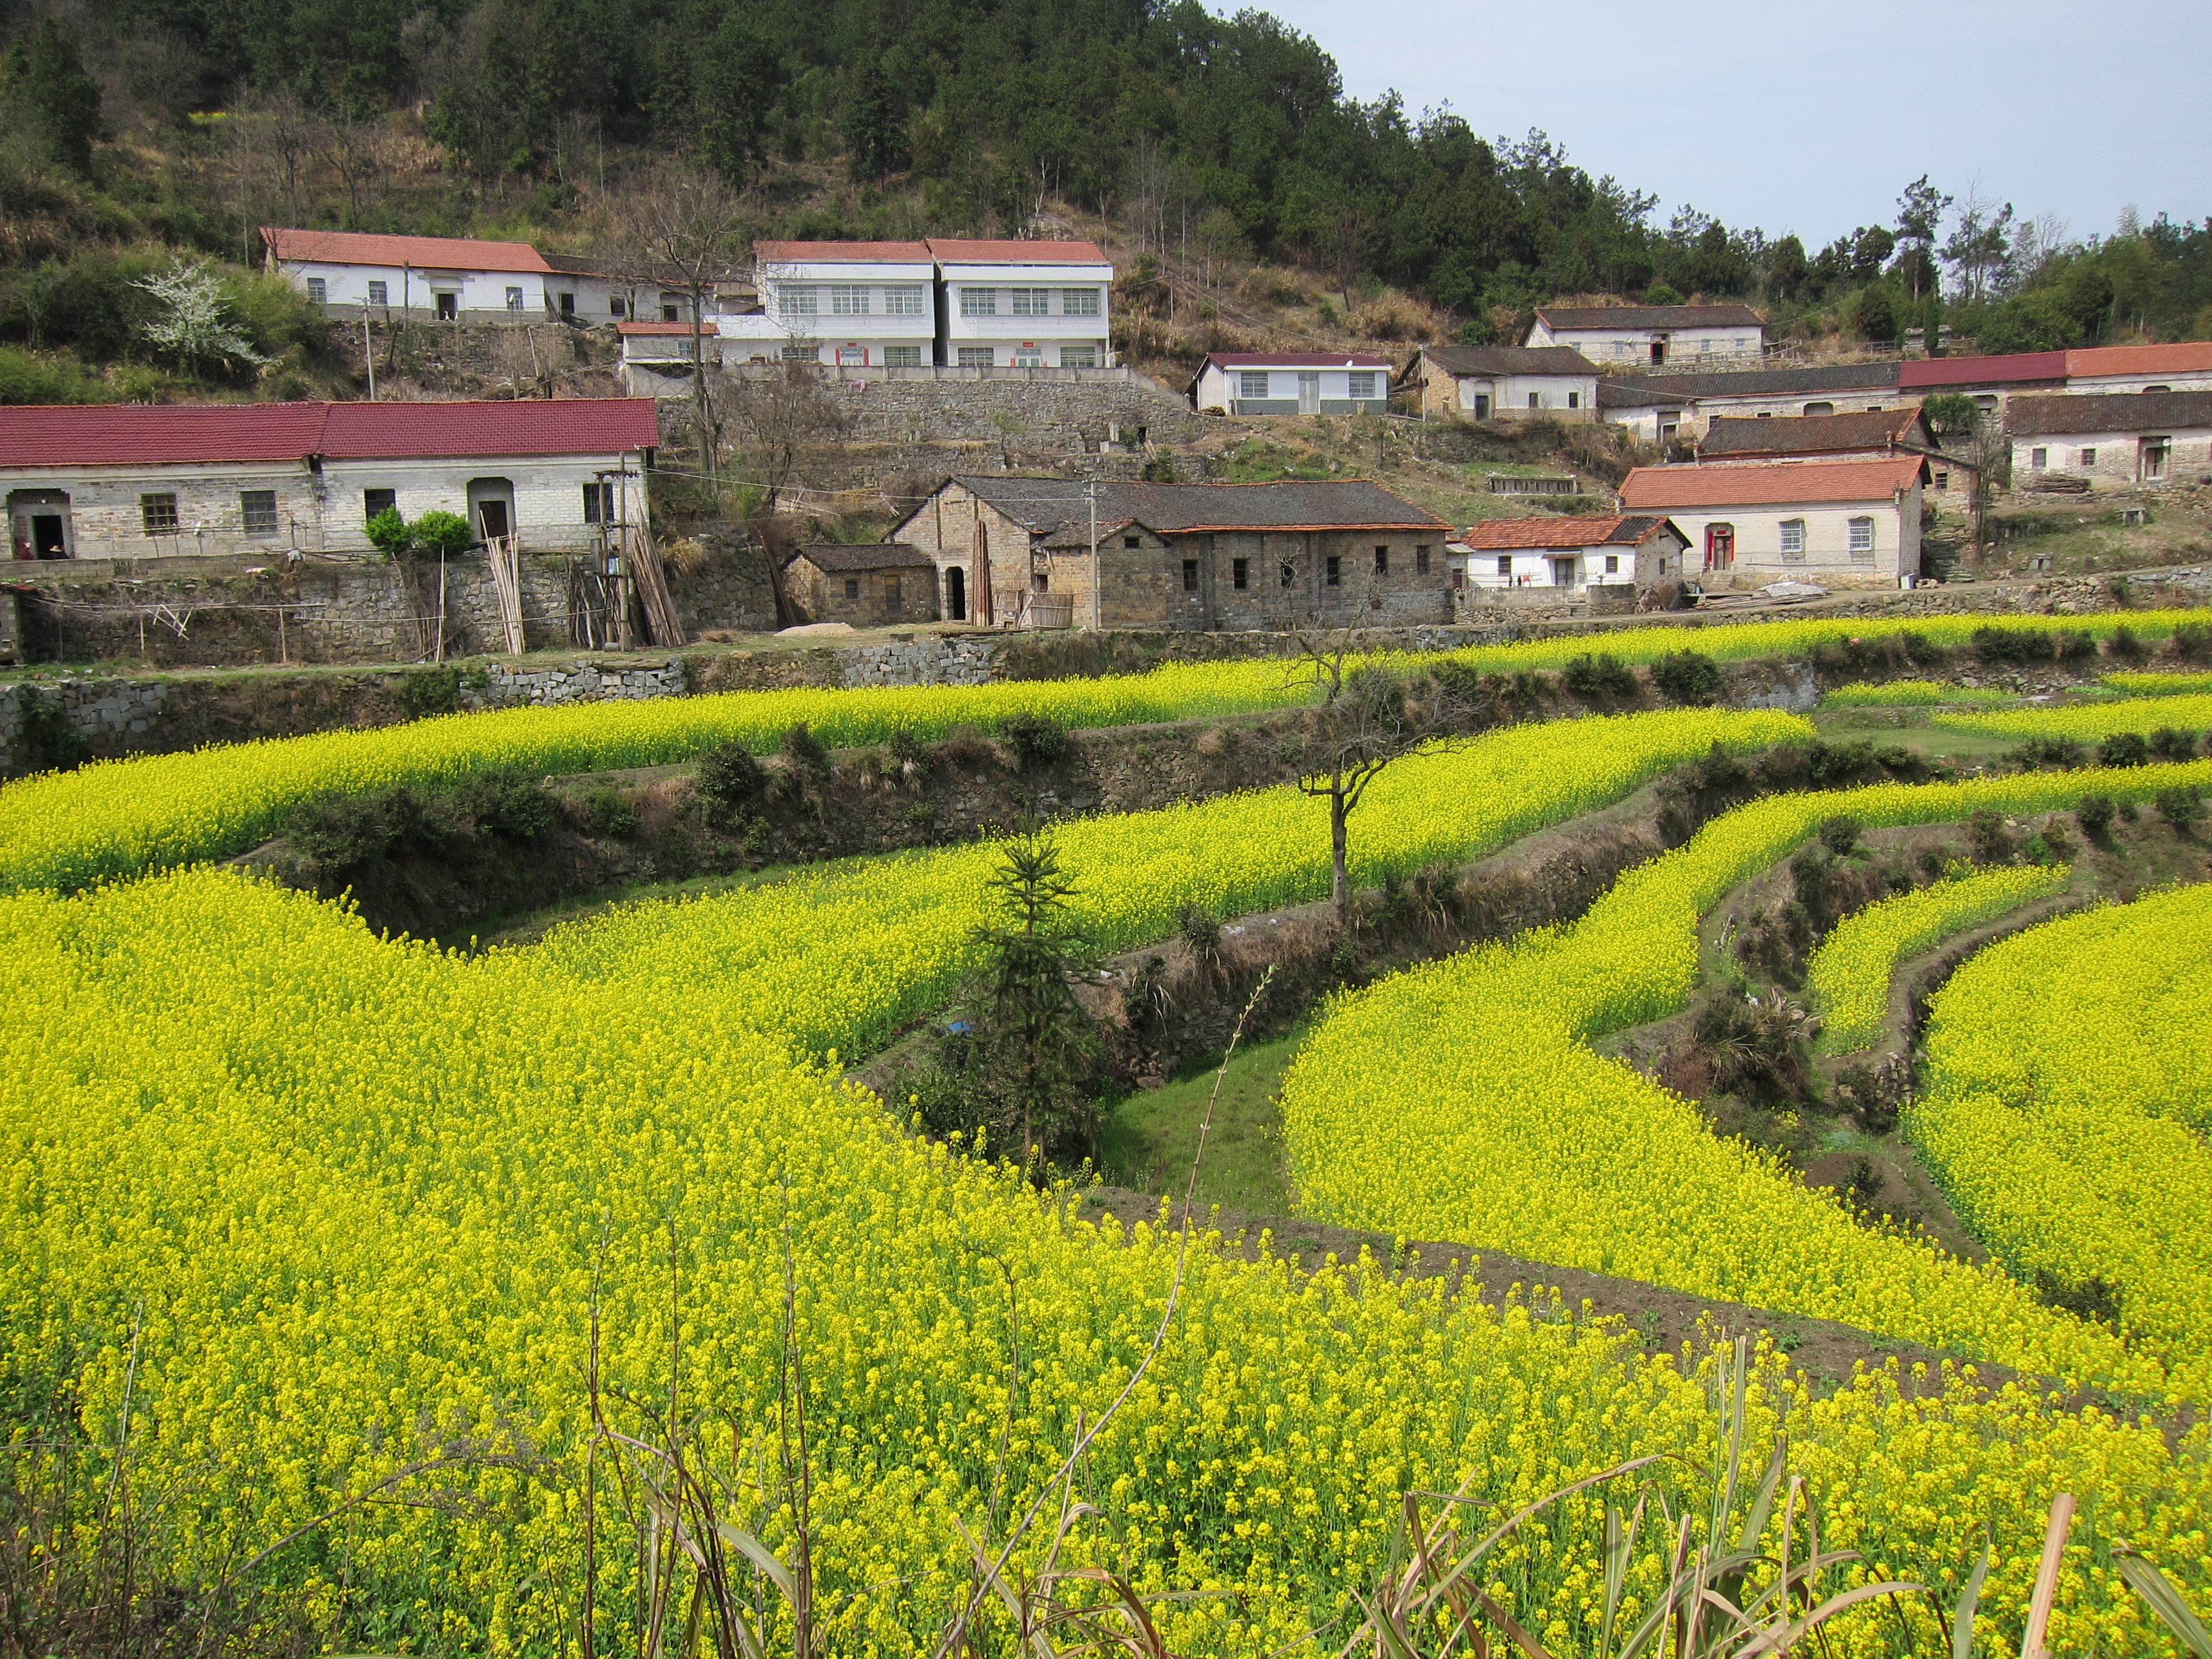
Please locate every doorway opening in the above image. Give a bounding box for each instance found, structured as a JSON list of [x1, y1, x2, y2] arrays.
[[467, 478, 515, 543], [434, 291, 458, 321], [946, 565, 967, 621], [1704, 523, 1735, 571], [8, 489, 73, 560]]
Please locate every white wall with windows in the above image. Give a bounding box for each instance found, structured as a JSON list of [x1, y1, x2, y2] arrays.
[[752, 251, 938, 367], [1449, 531, 1684, 593], [1655, 495, 1919, 583], [938, 258, 1112, 368], [2012, 425, 2211, 487], [1190, 359, 1390, 414], [280, 261, 552, 321], [1529, 323, 1764, 364]]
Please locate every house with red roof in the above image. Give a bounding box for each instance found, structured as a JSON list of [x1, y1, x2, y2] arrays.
[[3, 398, 660, 563], [739, 241, 940, 368], [1617, 456, 1926, 586], [1449, 514, 1687, 597], [928, 240, 1112, 370], [2061, 343, 2212, 395], [1188, 352, 1391, 416]]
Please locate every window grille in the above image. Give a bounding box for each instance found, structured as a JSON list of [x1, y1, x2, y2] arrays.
[[1239, 372, 1269, 400], [364, 488, 397, 521], [1848, 517, 1875, 559], [1348, 372, 1376, 400], [367, 280, 387, 306], [505, 287, 524, 311], [779, 286, 818, 317], [1011, 288, 1050, 316], [830, 284, 870, 315], [1779, 519, 1806, 561], [1059, 345, 1097, 368], [306, 278, 327, 303], [140, 494, 179, 534], [883, 346, 922, 368], [240, 491, 278, 535], [957, 346, 994, 367]]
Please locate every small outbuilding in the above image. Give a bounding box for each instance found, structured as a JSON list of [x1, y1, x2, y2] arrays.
[[1526, 304, 1765, 367], [1406, 346, 1599, 420], [1189, 353, 1392, 415], [1450, 514, 1687, 595], [784, 543, 940, 627]]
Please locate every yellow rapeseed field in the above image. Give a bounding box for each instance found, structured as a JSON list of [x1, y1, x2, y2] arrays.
[[1936, 692, 2212, 743], [1909, 886, 2212, 1398]]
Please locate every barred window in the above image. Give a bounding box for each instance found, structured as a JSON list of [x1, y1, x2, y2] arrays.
[[240, 490, 278, 535], [140, 494, 179, 534], [960, 287, 998, 317], [1325, 555, 1341, 587], [1496, 555, 1512, 576], [306, 278, 327, 303], [1415, 545, 1431, 575], [1062, 287, 1101, 316], [1181, 558, 1198, 592], [1373, 545, 1389, 575], [367, 280, 388, 306], [505, 286, 525, 311]]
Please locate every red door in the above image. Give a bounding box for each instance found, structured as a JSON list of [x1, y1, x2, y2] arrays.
[[1704, 523, 1735, 571]]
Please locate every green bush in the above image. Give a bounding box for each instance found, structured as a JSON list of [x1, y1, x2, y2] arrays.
[[1650, 649, 1723, 705], [0, 344, 111, 406], [1817, 814, 1862, 857], [580, 787, 639, 839], [2154, 785, 2202, 828], [2096, 731, 2150, 768], [778, 722, 831, 778], [2075, 793, 2115, 837], [2173, 622, 2211, 663], [282, 787, 426, 868], [452, 768, 557, 839], [398, 666, 461, 720], [1972, 625, 2055, 665], [1561, 652, 1637, 700], [996, 710, 1071, 769], [2147, 727, 2199, 763], [696, 742, 768, 823]]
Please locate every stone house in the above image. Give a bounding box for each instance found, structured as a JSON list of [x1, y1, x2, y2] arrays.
[[1597, 361, 1904, 441], [785, 543, 940, 626], [2062, 342, 2212, 395], [891, 476, 1451, 631], [1406, 346, 1598, 420], [4, 399, 661, 563], [1526, 304, 1765, 367], [1188, 353, 1392, 415], [1898, 350, 2069, 421], [1449, 514, 1687, 595], [2008, 390, 2212, 489], [1697, 407, 1974, 500], [1617, 456, 1925, 586]]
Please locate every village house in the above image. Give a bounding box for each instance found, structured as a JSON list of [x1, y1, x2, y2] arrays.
[[783, 543, 939, 626], [930, 240, 1113, 369], [740, 241, 939, 367], [1449, 514, 1687, 597], [1188, 352, 1392, 415], [4, 399, 660, 562], [891, 477, 1450, 631], [1695, 406, 1972, 500], [620, 319, 721, 392], [2062, 342, 2212, 395], [1617, 456, 1925, 587], [264, 229, 558, 323], [1597, 361, 1904, 441], [1404, 346, 1598, 420], [1897, 350, 2069, 420], [2008, 390, 2212, 489], [1526, 304, 1765, 366]]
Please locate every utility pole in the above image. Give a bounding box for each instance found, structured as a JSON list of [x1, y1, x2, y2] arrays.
[[363, 313, 375, 401], [1087, 472, 1100, 632]]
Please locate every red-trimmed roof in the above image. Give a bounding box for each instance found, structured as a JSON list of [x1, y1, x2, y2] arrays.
[[754, 241, 933, 264], [1899, 351, 2068, 389], [262, 227, 552, 273], [926, 238, 1108, 264], [617, 320, 720, 337], [1460, 515, 1677, 550], [2066, 342, 2212, 378], [0, 400, 660, 468], [1619, 457, 1925, 510], [1204, 352, 1393, 368]]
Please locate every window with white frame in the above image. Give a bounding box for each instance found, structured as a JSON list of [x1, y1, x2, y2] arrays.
[[1347, 372, 1376, 400], [1239, 371, 1269, 400], [306, 278, 327, 303], [1496, 555, 1512, 577], [367, 280, 388, 306], [1778, 518, 1806, 561], [1848, 517, 1875, 561], [778, 285, 818, 317], [830, 284, 870, 315], [1011, 287, 1051, 316], [957, 346, 994, 367], [1604, 553, 1619, 574], [883, 345, 923, 367], [505, 286, 525, 311], [780, 343, 817, 363], [960, 287, 998, 316], [1059, 344, 1096, 369], [884, 283, 926, 315], [1062, 287, 1101, 316]]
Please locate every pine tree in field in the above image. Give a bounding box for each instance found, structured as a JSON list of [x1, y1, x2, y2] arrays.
[[971, 834, 1099, 1169]]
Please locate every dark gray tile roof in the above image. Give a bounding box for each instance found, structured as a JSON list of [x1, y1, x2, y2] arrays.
[[1538, 304, 1765, 331], [1699, 408, 1929, 456], [1616, 361, 1903, 400], [1422, 344, 1597, 377], [1597, 379, 1689, 409], [791, 541, 936, 571], [2005, 390, 2212, 437], [948, 475, 1447, 535]]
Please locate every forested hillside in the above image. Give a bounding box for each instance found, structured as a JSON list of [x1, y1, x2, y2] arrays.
[[4, 0, 2212, 402]]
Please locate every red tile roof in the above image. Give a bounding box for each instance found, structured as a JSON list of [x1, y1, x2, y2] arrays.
[[1898, 351, 2068, 389], [261, 227, 552, 273], [926, 238, 1108, 264], [2065, 342, 2212, 378], [1204, 352, 1393, 368], [0, 400, 661, 468], [1619, 457, 1925, 509], [617, 320, 720, 336], [1460, 515, 1675, 550], [754, 241, 933, 264]]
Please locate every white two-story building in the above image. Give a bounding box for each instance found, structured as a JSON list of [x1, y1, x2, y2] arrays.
[[930, 239, 1112, 369], [1188, 352, 1391, 414], [742, 240, 939, 367]]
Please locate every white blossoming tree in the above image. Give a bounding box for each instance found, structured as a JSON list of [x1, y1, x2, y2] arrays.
[[136, 261, 270, 378]]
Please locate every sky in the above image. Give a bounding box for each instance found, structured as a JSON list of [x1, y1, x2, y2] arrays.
[[1262, 0, 2212, 250]]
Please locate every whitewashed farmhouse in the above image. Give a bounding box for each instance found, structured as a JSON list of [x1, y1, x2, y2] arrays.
[[931, 239, 1113, 369], [1450, 514, 1686, 594], [1527, 304, 1765, 367], [2009, 391, 2212, 489], [263, 229, 561, 322], [1189, 352, 1391, 415], [1597, 361, 1905, 443], [4, 399, 660, 561], [1617, 456, 1925, 585], [1409, 345, 1598, 420]]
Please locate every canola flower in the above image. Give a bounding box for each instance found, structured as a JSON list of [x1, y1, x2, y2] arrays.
[[2, 608, 2200, 894], [1821, 680, 2014, 707], [2104, 671, 2212, 696], [1282, 760, 2212, 1396], [1936, 692, 2212, 743], [1805, 863, 2074, 1052], [1909, 886, 2212, 1397], [7, 864, 2211, 1653]]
